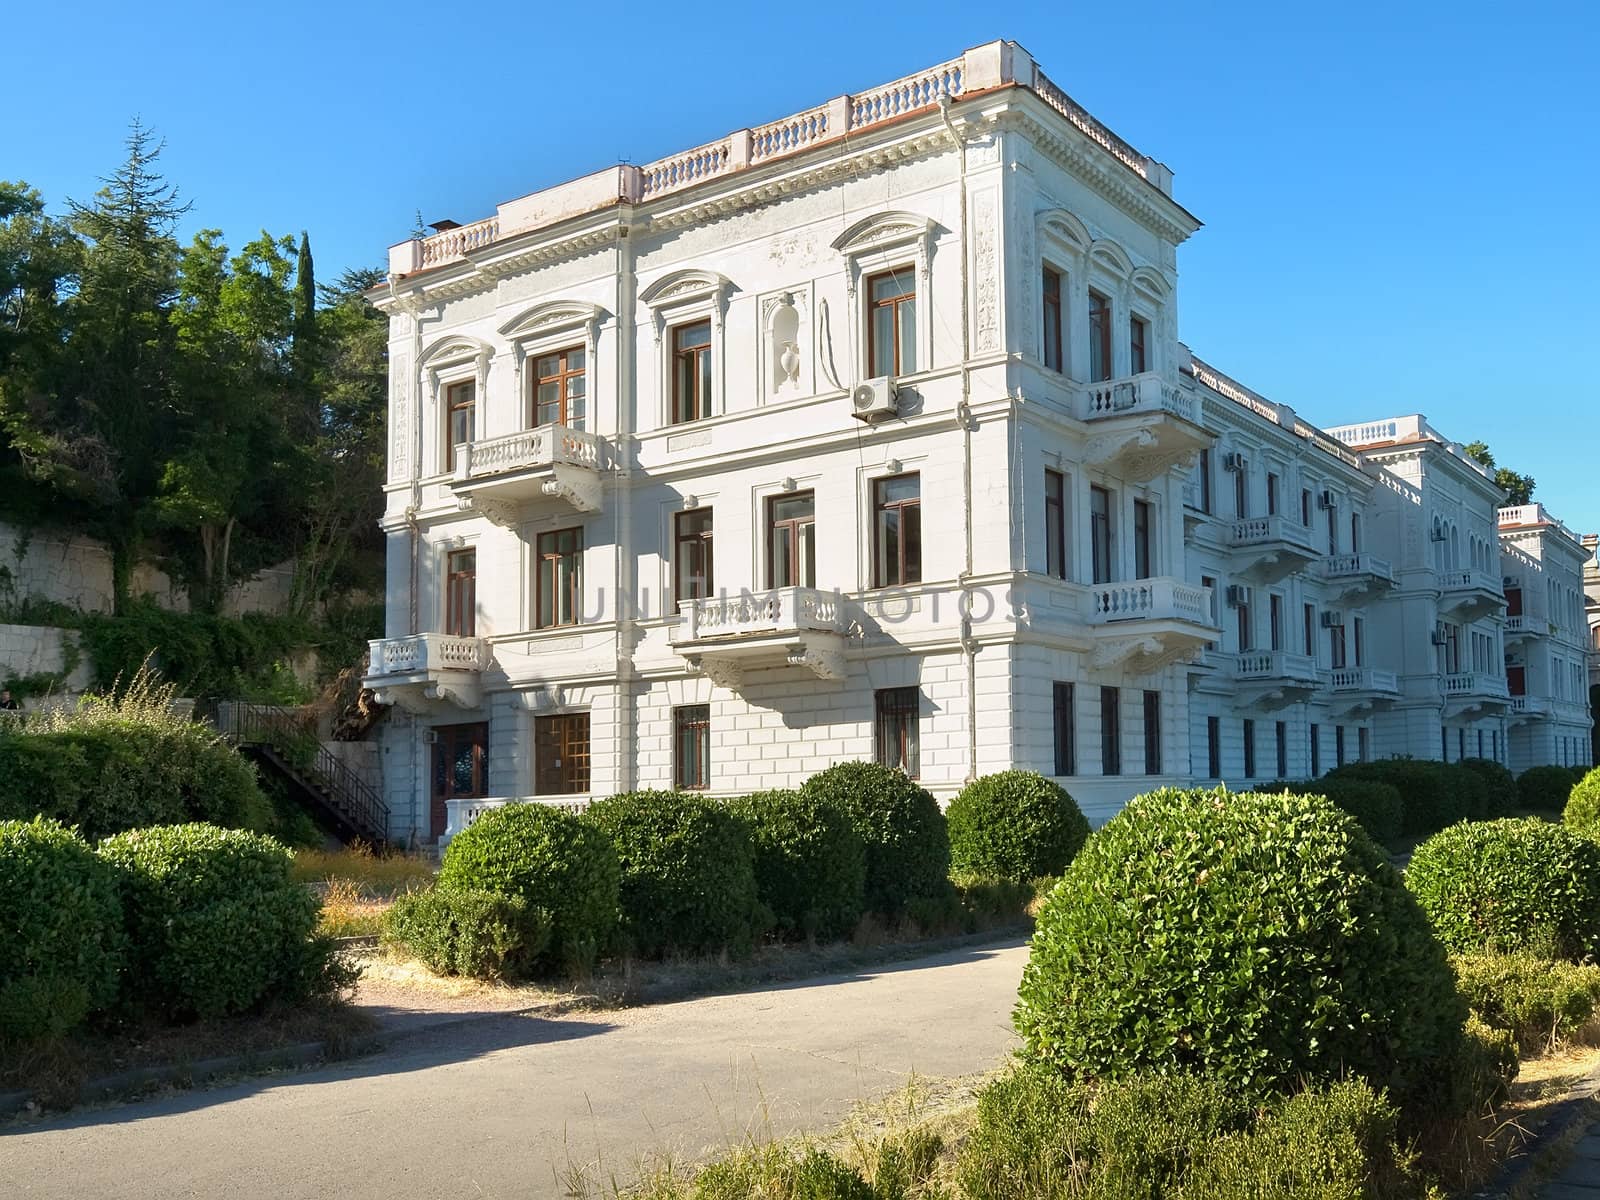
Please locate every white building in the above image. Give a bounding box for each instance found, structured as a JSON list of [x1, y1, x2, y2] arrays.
[[364, 40, 1593, 845]]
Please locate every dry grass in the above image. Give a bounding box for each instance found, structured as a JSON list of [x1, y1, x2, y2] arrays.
[[292, 842, 434, 897], [316, 879, 392, 939]]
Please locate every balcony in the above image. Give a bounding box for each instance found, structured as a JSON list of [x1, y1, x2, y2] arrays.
[[1079, 372, 1211, 483], [1326, 665, 1401, 715], [364, 633, 490, 713], [1227, 515, 1321, 584], [1438, 568, 1503, 622], [1233, 650, 1321, 709], [671, 587, 847, 688], [450, 424, 606, 525], [1503, 614, 1550, 643], [1084, 578, 1219, 672], [1443, 670, 1511, 717], [1508, 694, 1551, 723], [1318, 553, 1395, 602]]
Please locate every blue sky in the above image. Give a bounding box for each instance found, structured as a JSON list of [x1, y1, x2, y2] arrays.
[[5, 1, 1598, 538]]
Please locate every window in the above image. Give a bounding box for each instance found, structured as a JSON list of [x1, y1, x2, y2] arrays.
[[533, 345, 586, 429], [1088, 290, 1112, 381], [430, 722, 488, 840], [1266, 472, 1279, 516], [767, 492, 816, 588], [536, 527, 583, 628], [1100, 686, 1121, 776], [1326, 505, 1338, 554], [1053, 682, 1076, 775], [1350, 512, 1361, 553], [1198, 450, 1213, 514], [1041, 266, 1063, 372], [674, 508, 714, 609], [1269, 593, 1284, 651], [1133, 499, 1152, 579], [1359, 726, 1370, 763], [534, 713, 590, 795], [1129, 315, 1148, 375], [868, 268, 916, 377], [1045, 470, 1067, 579], [1300, 488, 1312, 526], [1090, 485, 1113, 585], [445, 380, 474, 471], [671, 320, 712, 424], [875, 687, 919, 776], [1444, 623, 1460, 673], [1303, 603, 1315, 656], [1201, 575, 1218, 648], [1335, 725, 1347, 767], [1353, 617, 1364, 666], [1330, 623, 1347, 669], [445, 549, 476, 637], [1142, 690, 1161, 774], [1234, 466, 1248, 519], [1207, 715, 1221, 779], [1506, 586, 1523, 617], [1243, 719, 1256, 779], [1310, 723, 1321, 776], [872, 474, 921, 587], [1236, 595, 1252, 651], [1275, 720, 1288, 778], [674, 704, 710, 791]]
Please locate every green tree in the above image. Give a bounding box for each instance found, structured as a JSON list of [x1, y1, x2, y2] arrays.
[[1464, 440, 1535, 507]]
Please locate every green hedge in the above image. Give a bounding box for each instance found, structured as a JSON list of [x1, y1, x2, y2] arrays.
[[946, 770, 1088, 884], [584, 790, 764, 957], [1563, 767, 1600, 840], [0, 818, 125, 1041], [799, 762, 950, 917], [728, 789, 866, 942], [99, 823, 337, 1020], [1258, 777, 1406, 848], [438, 802, 618, 971], [1453, 952, 1600, 1053], [1325, 759, 1468, 835], [382, 887, 551, 980], [1459, 758, 1520, 818], [1405, 818, 1600, 961], [1015, 787, 1465, 1107], [1520, 764, 1579, 812]]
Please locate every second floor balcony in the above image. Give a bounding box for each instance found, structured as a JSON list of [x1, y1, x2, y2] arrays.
[[1233, 649, 1321, 709], [1326, 665, 1401, 714], [451, 424, 607, 525], [1227, 515, 1320, 585], [364, 632, 490, 713], [1318, 553, 1395, 602], [1079, 372, 1211, 484], [670, 586, 847, 688], [1508, 694, 1551, 723], [1503, 613, 1554, 643], [1443, 670, 1511, 717], [1438, 568, 1503, 622], [1084, 577, 1218, 672]]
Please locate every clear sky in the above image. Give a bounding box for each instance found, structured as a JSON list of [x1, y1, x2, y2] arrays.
[[5, 1, 1598, 538]]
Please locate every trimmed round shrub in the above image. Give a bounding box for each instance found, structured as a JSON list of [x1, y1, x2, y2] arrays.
[[1258, 778, 1405, 848], [438, 802, 618, 970], [1328, 759, 1462, 835], [1014, 787, 1465, 1105], [99, 823, 328, 1020], [0, 818, 124, 1040], [584, 790, 763, 957], [1520, 764, 1578, 812], [1404, 818, 1600, 961], [946, 770, 1089, 884], [799, 762, 950, 916], [1459, 757, 1519, 818], [382, 887, 551, 980], [728, 789, 866, 942], [1563, 767, 1600, 840]]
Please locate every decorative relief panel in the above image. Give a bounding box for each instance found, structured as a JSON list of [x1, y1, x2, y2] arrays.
[[973, 188, 999, 352], [390, 352, 410, 482]]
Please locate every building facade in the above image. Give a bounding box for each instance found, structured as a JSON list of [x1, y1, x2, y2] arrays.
[[365, 40, 1594, 844]]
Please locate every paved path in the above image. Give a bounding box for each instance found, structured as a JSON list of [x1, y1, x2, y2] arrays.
[[4, 939, 1027, 1199], [1536, 1125, 1600, 1198]]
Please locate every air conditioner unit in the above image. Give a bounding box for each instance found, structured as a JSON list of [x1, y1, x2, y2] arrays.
[[1317, 489, 1337, 510], [1223, 452, 1248, 473], [851, 376, 899, 422], [1320, 610, 1345, 628], [1430, 629, 1448, 646], [422, 729, 439, 744], [1225, 584, 1252, 608]]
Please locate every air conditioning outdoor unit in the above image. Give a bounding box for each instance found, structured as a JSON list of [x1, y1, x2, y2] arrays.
[[851, 376, 899, 422], [1320, 610, 1345, 628], [1225, 584, 1252, 608], [1223, 452, 1247, 473], [1430, 629, 1448, 646], [1317, 489, 1337, 510]]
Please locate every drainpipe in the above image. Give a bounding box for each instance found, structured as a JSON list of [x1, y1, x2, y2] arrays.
[[615, 203, 639, 794], [939, 93, 979, 784]]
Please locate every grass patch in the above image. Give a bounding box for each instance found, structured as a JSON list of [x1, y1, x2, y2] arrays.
[[292, 842, 434, 897], [316, 879, 393, 939]]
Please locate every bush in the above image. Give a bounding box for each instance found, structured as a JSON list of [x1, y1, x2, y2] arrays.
[[438, 802, 618, 971], [1563, 767, 1600, 840], [1454, 1013, 1519, 1110], [1520, 764, 1578, 812], [689, 1144, 872, 1200], [1404, 818, 1600, 960], [1259, 778, 1405, 848], [728, 789, 866, 942], [1446, 763, 1490, 822], [1453, 952, 1600, 1052], [1459, 758, 1519, 818], [1328, 759, 1463, 835], [1014, 787, 1465, 1107], [946, 770, 1088, 884], [584, 790, 763, 957], [382, 887, 551, 979], [0, 818, 124, 1040], [799, 762, 950, 917], [98, 823, 335, 1020]]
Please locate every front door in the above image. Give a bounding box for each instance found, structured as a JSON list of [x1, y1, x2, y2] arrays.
[[431, 723, 488, 840]]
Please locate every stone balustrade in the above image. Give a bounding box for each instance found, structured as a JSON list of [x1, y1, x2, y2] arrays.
[[1327, 666, 1399, 694], [1080, 371, 1196, 422], [1087, 577, 1211, 626], [368, 632, 489, 676], [1228, 515, 1319, 553], [453, 424, 603, 482], [675, 586, 843, 645], [1235, 650, 1320, 684], [1444, 672, 1510, 700], [1321, 553, 1394, 585]]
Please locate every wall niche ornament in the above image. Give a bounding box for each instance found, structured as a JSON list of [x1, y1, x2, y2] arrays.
[[759, 287, 812, 402]]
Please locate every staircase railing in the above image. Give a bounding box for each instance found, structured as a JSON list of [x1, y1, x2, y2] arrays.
[[214, 702, 390, 844]]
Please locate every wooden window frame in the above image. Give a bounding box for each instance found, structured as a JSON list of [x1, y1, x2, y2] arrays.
[[1243, 718, 1256, 779], [534, 712, 590, 796], [1044, 469, 1067, 580], [673, 704, 711, 791], [866, 267, 917, 378], [1275, 720, 1288, 778], [1142, 690, 1161, 775], [536, 526, 583, 629], [1310, 723, 1321, 777], [1133, 498, 1152, 580], [1053, 682, 1076, 776], [767, 491, 816, 589], [1207, 715, 1221, 779], [444, 380, 475, 472], [1100, 685, 1121, 776], [872, 473, 921, 588], [1269, 593, 1284, 651], [671, 320, 713, 425], [1088, 290, 1112, 382], [531, 344, 586, 430], [673, 508, 714, 610], [874, 686, 920, 778], [1041, 266, 1064, 373], [1129, 313, 1149, 375], [1198, 449, 1213, 515], [445, 548, 476, 638], [1089, 484, 1112, 585]]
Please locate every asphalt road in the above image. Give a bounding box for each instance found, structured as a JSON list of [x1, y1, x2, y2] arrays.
[[4, 938, 1028, 1199]]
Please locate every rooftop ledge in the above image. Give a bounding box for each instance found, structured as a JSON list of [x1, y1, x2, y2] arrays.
[[387, 40, 1179, 278]]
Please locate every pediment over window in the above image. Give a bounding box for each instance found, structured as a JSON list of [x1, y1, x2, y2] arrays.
[[830, 210, 935, 257], [1037, 208, 1091, 254], [1131, 266, 1172, 305], [639, 268, 732, 310], [419, 334, 493, 371], [498, 300, 605, 340], [1088, 239, 1134, 279]]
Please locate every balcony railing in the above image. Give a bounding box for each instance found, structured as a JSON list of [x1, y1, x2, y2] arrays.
[[1444, 672, 1510, 700], [368, 633, 489, 676], [1088, 578, 1212, 626], [1230, 515, 1319, 553], [453, 424, 602, 481], [1440, 568, 1501, 595], [1321, 553, 1394, 586], [1509, 695, 1550, 717], [1327, 666, 1400, 695], [1080, 372, 1197, 423], [675, 586, 843, 644], [1235, 650, 1321, 686]]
